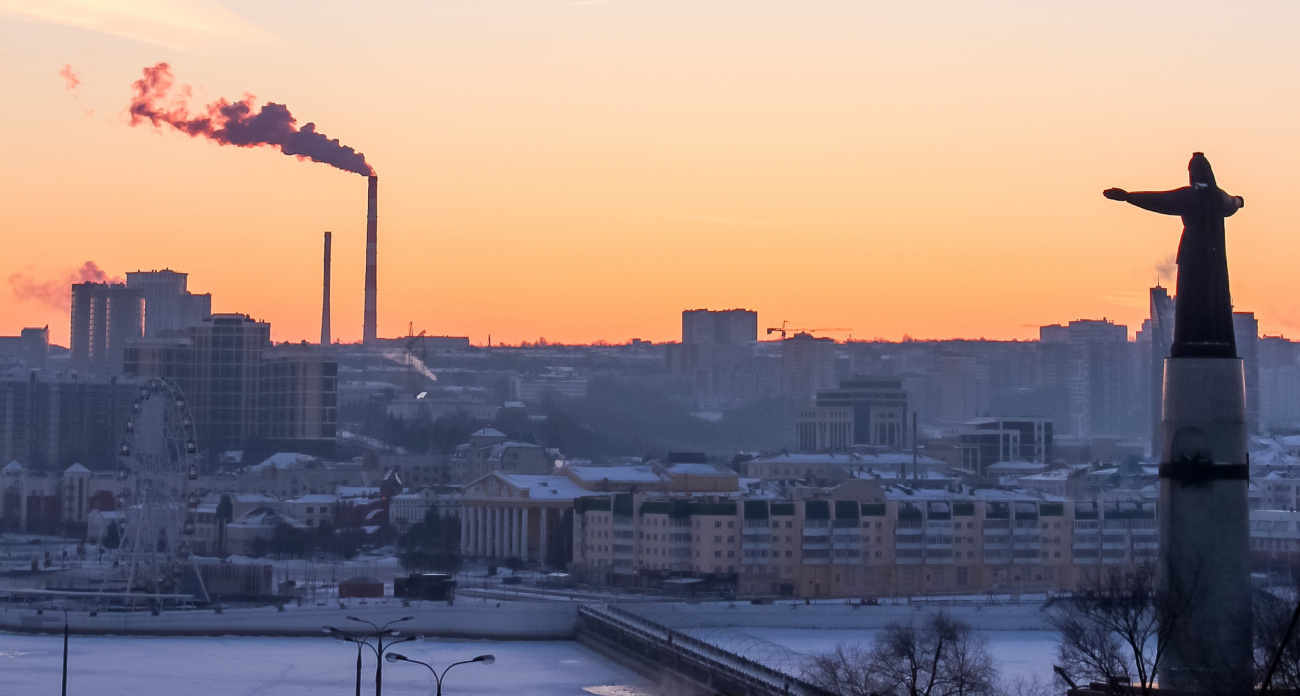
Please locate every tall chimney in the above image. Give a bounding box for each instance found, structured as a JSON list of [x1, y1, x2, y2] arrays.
[[321, 231, 332, 346], [363, 175, 378, 345]]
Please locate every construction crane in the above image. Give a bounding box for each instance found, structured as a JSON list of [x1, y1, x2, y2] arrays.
[[406, 329, 427, 365], [765, 320, 853, 340]]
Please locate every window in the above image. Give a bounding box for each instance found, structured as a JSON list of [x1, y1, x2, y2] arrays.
[[715, 521, 722, 528]]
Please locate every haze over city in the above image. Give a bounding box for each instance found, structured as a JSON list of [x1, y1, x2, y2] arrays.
[[5, 1, 1300, 346], [5, 3, 1300, 696]]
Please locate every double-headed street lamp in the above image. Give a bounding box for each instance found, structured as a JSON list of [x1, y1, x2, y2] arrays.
[[385, 652, 495, 696], [324, 616, 421, 696]]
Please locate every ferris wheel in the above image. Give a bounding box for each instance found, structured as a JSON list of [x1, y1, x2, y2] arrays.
[[110, 377, 209, 602]]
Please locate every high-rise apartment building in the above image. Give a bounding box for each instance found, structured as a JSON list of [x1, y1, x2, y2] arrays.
[[681, 309, 758, 345], [1234, 312, 1260, 435], [70, 282, 144, 375], [667, 308, 775, 409], [124, 314, 337, 459], [1260, 336, 1300, 431], [1146, 287, 1176, 450], [0, 371, 138, 469], [781, 333, 839, 406], [126, 269, 212, 337], [1039, 319, 1137, 439]]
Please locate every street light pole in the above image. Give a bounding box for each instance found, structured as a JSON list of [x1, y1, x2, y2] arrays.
[[325, 616, 418, 696], [385, 652, 495, 696], [61, 609, 69, 696]]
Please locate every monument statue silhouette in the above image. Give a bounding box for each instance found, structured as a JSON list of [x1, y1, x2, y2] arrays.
[[1109, 153, 1253, 694], [1104, 152, 1244, 358]]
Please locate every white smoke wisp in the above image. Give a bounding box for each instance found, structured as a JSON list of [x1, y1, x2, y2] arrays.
[[383, 350, 437, 384], [1156, 253, 1177, 285]]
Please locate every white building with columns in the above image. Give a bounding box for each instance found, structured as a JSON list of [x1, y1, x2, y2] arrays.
[[460, 472, 588, 569]]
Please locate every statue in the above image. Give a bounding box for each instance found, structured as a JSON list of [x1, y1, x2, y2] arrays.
[[1105, 153, 1244, 358]]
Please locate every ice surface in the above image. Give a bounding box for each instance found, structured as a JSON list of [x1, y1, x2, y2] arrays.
[[0, 634, 649, 696], [681, 627, 1060, 684]]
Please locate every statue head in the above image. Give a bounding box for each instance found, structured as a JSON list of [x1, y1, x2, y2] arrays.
[[1189, 152, 1216, 188]]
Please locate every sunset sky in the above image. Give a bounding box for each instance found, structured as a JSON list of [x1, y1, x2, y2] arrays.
[[3, 1, 1300, 346]]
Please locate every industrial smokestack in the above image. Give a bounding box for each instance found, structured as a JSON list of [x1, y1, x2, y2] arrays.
[[321, 231, 332, 346], [363, 175, 378, 345]]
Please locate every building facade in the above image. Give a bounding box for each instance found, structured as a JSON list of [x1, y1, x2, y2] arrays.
[[572, 485, 1158, 598], [70, 282, 144, 375]]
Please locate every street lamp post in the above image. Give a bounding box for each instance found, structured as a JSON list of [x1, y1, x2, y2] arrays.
[[385, 652, 495, 696], [324, 616, 419, 696]]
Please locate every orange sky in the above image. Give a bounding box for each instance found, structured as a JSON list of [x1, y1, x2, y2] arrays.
[[3, 1, 1300, 346]]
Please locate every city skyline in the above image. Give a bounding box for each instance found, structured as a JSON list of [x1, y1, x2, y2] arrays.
[[4, 1, 1300, 347]]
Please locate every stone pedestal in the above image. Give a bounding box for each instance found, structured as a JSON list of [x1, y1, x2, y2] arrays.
[[1158, 357, 1252, 694]]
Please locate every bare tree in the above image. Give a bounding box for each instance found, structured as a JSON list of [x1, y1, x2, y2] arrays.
[[806, 611, 997, 696], [1046, 563, 1198, 695], [1255, 584, 1300, 693]]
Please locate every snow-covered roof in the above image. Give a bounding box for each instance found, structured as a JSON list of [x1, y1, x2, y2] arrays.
[[495, 474, 590, 500], [664, 462, 736, 477], [234, 494, 280, 503], [336, 486, 379, 498], [2, 461, 22, 472], [248, 452, 317, 472], [64, 463, 90, 474], [287, 494, 338, 504], [227, 508, 309, 530], [565, 465, 665, 483], [472, 428, 506, 438]]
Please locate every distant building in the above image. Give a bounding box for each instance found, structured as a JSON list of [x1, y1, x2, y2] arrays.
[[780, 333, 839, 406], [1235, 312, 1260, 435], [681, 309, 758, 346], [0, 371, 139, 470], [959, 418, 1053, 473], [449, 428, 554, 484], [70, 282, 144, 375], [795, 406, 853, 452], [812, 379, 908, 449], [1260, 336, 1300, 431], [126, 269, 212, 337], [1145, 287, 1177, 451], [511, 369, 589, 402], [1039, 319, 1138, 439], [667, 308, 774, 409], [0, 328, 49, 369], [124, 315, 337, 457]]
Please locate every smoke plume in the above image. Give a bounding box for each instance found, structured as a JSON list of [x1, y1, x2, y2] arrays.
[[59, 64, 81, 90], [9, 262, 123, 311], [127, 62, 373, 176], [1156, 253, 1177, 284]]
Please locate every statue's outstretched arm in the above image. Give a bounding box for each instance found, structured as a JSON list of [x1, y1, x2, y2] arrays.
[[1104, 188, 1190, 216], [1222, 192, 1245, 218]]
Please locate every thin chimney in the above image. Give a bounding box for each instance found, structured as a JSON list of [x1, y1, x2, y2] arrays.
[[363, 175, 378, 344], [321, 231, 332, 346]]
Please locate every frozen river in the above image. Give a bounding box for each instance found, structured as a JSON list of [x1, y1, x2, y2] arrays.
[[0, 634, 652, 696], [680, 627, 1060, 685]]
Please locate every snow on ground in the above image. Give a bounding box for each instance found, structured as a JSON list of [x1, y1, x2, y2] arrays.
[[680, 627, 1060, 685], [0, 635, 650, 696]]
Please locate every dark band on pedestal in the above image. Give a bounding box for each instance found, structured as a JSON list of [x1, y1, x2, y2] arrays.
[[1158, 461, 1249, 483]]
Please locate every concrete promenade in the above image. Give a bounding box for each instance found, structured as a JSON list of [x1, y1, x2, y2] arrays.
[[0, 600, 579, 639]]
